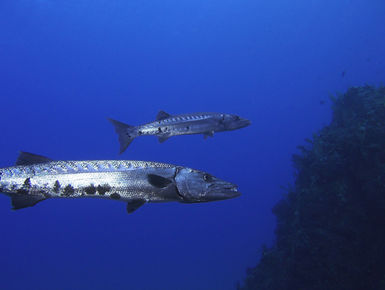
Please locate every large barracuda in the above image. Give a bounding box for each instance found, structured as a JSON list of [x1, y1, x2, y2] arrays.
[[109, 110, 251, 153], [0, 152, 240, 214]]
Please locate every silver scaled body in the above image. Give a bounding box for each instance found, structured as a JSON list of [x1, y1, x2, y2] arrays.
[[0, 160, 179, 202], [109, 111, 251, 153], [0, 154, 240, 213]]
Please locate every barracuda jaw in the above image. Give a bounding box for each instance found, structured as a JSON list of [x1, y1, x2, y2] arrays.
[[221, 114, 251, 131], [205, 182, 241, 201]]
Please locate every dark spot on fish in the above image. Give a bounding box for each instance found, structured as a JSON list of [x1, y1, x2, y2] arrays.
[[17, 189, 29, 195], [85, 184, 96, 195], [38, 190, 50, 198], [186, 126, 190, 130], [42, 191, 51, 198], [63, 184, 75, 196], [24, 178, 31, 188], [138, 130, 143, 135], [158, 127, 162, 133], [110, 193, 121, 200], [97, 184, 111, 195], [53, 180, 61, 193]]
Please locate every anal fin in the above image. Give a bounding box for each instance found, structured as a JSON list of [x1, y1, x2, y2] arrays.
[[10, 194, 47, 210], [126, 199, 146, 214], [203, 131, 214, 139], [158, 134, 171, 143]]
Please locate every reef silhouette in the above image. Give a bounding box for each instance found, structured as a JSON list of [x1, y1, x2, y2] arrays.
[[241, 85, 385, 290]]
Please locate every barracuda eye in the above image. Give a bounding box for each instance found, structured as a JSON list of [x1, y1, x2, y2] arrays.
[[203, 174, 212, 182], [234, 115, 240, 121]]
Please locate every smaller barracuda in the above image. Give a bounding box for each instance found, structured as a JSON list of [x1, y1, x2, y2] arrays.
[[0, 152, 240, 214], [109, 110, 251, 153]]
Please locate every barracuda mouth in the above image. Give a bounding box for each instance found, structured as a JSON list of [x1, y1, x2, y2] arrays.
[[207, 182, 241, 201], [226, 116, 251, 131], [238, 118, 251, 129]]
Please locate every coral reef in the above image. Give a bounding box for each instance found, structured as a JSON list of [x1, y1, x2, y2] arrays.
[[241, 86, 385, 290]]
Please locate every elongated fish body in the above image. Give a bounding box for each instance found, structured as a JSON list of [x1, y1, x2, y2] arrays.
[[0, 152, 240, 214], [109, 111, 251, 153]]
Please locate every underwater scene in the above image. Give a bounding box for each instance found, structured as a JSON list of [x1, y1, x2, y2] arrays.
[[0, 1, 384, 289]]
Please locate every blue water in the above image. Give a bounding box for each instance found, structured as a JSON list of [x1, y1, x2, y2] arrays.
[[0, 1, 384, 289]]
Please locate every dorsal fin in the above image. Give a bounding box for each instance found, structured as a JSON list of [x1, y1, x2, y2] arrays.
[[156, 110, 171, 120], [16, 151, 53, 166]]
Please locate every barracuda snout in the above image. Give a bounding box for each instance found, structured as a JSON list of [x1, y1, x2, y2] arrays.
[[221, 114, 251, 131]]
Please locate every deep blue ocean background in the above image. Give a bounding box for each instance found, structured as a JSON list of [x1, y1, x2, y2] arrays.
[[0, 1, 384, 289]]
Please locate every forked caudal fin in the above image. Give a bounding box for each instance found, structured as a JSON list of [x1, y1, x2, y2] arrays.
[[108, 118, 136, 154]]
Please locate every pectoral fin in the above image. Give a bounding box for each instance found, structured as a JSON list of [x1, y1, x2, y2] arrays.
[[126, 199, 146, 214], [147, 174, 172, 188], [10, 194, 47, 210]]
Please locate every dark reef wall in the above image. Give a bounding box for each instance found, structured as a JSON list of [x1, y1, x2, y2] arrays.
[[241, 86, 385, 290]]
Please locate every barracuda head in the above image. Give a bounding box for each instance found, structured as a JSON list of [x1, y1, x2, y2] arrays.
[[220, 114, 251, 131], [175, 168, 240, 203]]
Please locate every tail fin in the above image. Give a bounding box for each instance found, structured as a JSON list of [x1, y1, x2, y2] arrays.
[[108, 118, 136, 154]]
